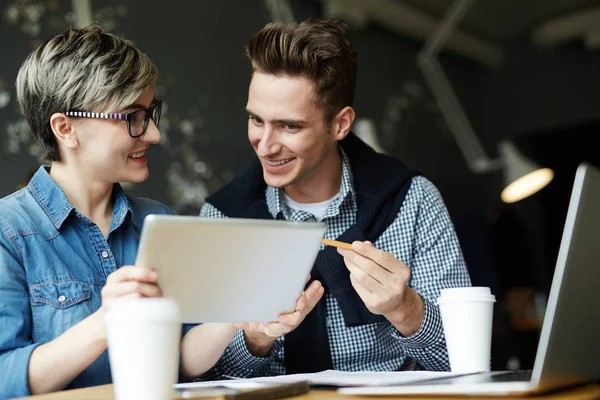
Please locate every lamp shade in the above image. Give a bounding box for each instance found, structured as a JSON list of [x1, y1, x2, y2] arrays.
[[499, 140, 554, 203]]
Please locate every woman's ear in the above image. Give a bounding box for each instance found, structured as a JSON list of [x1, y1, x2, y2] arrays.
[[50, 113, 78, 149], [331, 106, 356, 142]]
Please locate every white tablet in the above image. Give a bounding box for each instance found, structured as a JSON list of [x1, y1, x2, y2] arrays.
[[135, 215, 327, 323]]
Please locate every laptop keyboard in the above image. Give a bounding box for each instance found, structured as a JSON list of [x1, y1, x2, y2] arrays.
[[407, 370, 533, 386], [486, 370, 533, 382]]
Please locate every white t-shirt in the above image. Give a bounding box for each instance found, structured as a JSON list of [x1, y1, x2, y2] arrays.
[[282, 191, 340, 221]]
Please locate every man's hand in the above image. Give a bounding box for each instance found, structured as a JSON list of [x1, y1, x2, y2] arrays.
[[237, 280, 324, 357], [337, 241, 424, 336]]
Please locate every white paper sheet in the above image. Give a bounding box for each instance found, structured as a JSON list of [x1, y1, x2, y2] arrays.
[[174, 369, 457, 390]]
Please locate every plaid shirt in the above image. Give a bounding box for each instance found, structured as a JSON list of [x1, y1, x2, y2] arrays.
[[199, 149, 471, 378]]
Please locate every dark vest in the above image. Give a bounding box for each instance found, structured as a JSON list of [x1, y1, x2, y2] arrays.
[[206, 133, 419, 373]]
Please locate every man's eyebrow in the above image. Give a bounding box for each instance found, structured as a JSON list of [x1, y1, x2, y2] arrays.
[[273, 118, 306, 125], [245, 108, 307, 125], [245, 108, 259, 117]]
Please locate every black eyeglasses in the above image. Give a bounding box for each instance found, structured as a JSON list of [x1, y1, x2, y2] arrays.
[[65, 99, 162, 138]]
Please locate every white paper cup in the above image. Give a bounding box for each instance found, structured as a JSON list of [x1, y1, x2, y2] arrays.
[[438, 287, 496, 373], [105, 297, 181, 400]]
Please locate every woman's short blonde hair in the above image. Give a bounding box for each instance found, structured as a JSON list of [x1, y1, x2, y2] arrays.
[[16, 24, 158, 161]]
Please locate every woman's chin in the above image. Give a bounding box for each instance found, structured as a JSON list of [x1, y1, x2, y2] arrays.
[[121, 171, 150, 185]]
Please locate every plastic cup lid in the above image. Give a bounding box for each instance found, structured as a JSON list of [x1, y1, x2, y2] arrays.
[[437, 286, 496, 304], [104, 297, 181, 323]]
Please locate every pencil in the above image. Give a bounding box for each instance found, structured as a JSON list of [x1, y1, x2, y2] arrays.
[[321, 238, 354, 250]]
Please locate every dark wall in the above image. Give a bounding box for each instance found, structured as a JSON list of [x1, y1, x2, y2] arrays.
[[479, 38, 600, 142], [0, 0, 505, 219], [0, 0, 483, 215], [1, 0, 75, 192], [3, 1, 599, 215]]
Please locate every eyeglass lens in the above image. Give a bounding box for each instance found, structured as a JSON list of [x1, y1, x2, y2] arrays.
[[128, 101, 161, 138]]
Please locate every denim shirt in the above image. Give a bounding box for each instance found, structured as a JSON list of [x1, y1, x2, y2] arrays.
[[0, 166, 173, 399]]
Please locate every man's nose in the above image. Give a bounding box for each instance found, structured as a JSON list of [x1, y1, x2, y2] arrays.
[[256, 125, 280, 156]]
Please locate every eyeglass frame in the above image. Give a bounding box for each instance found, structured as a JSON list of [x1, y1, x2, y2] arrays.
[[64, 99, 162, 138]]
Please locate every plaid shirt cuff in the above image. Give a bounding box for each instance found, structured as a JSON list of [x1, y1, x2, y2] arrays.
[[390, 299, 444, 348], [226, 330, 281, 371]]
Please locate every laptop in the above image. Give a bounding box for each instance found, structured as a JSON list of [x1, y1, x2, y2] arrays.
[[339, 162, 600, 396], [135, 216, 326, 323]]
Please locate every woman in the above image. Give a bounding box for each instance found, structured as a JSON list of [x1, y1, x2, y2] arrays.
[[0, 25, 242, 398]]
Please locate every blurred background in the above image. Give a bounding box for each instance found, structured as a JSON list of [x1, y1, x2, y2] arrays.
[[1, 0, 599, 371]]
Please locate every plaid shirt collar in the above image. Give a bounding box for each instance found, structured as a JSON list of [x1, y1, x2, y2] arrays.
[[265, 147, 356, 220]]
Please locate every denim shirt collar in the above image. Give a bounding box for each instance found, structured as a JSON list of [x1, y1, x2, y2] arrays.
[[28, 166, 133, 231]]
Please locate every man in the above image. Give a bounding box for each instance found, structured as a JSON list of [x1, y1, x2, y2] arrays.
[[200, 19, 471, 378]]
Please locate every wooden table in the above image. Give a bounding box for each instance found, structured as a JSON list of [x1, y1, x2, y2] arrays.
[[14, 383, 600, 400]]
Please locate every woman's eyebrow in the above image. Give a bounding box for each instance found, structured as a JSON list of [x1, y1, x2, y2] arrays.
[[120, 102, 148, 112]]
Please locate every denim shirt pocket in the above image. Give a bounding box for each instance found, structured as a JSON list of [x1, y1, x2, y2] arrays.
[[30, 281, 93, 343]]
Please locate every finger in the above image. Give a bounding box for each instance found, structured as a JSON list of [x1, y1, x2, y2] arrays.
[[295, 291, 307, 311], [103, 281, 163, 299], [278, 310, 304, 327], [118, 292, 142, 301], [302, 287, 325, 319], [351, 242, 404, 274], [282, 296, 317, 326], [345, 260, 380, 293], [261, 322, 288, 337], [349, 273, 376, 304], [306, 274, 311, 284], [338, 248, 389, 284], [106, 266, 158, 284], [137, 282, 163, 297], [304, 281, 324, 307], [280, 284, 325, 325], [107, 266, 158, 282], [278, 300, 308, 326], [257, 322, 285, 337], [295, 280, 322, 311]]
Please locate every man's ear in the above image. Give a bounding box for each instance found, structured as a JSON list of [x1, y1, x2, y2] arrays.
[[330, 106, 356, 141], [50, 113, 78, 150]]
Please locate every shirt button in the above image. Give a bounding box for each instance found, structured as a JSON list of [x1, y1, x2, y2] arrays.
[[57, 295, 66, 302], [101, 251, 109, 258]]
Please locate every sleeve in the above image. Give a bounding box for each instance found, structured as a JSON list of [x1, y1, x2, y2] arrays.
[[387, 177, 471, 371], [198, 203, 281, 379], [0, 228, 41, 398], [200, 331, 282, 380]]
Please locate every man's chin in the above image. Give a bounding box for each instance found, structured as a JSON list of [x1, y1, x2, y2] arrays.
[[262, 173, 291, 189]]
